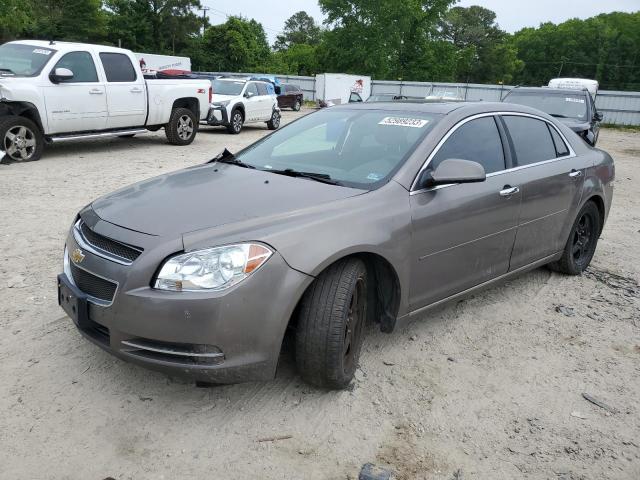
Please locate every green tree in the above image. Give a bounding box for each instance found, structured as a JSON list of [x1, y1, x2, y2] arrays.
[[28, 0, 107, 43], [274, 11, 322, 51], [318, 0, 455, 80], [104, 0, 202, 53], [197, 16, 270, 72], [0, 0, 33, 42]]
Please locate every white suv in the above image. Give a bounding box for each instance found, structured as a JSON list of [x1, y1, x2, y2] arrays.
[[204, 78, 280, 134]]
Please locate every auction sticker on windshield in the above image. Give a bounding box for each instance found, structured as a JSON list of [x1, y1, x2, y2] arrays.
[[33, 49, 53, 55], [566, 97, 585, 103], [379, 117, 429, 128]]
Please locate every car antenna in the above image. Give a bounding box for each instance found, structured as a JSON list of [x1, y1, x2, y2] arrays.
[[49, 39, 56, 45]]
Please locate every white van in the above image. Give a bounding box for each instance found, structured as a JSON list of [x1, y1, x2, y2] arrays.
[[548, 78, 599, 97]]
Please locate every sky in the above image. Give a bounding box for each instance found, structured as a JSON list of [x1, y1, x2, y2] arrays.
[[201, 0, 640, 44]]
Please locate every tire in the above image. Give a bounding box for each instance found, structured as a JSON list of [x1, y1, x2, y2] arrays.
[[295, 258, 368, 389], [226, 109, 244, 134], [293, 99, 301, 111], [266, 110, 281, 130], [165, 107, 197, 145], [549, 201, 601, 275], [0, 116, 44, 163]]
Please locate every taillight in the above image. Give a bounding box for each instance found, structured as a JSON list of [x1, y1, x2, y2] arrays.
[[209, 86, 212, 103]]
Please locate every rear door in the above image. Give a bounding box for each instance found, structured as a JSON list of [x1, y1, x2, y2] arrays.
[[99, 52, 147, 129], [279, 85, 292, 108], [500, 114, 585, 269], [409, 115, 522, 309], [43, 51, 107, 133]]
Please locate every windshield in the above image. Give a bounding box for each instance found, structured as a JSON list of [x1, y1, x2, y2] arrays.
[[505, 92, 588, 121], [235, 109, 440, 189], [213, 79, 245, 96], [0, 43, 56, 77]]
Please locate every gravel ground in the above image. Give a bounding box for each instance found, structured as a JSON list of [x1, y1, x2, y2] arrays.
[[0, 111, 638, 480]]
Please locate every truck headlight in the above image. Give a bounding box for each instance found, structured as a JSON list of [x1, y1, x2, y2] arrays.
[[154, 243, 272, 292]]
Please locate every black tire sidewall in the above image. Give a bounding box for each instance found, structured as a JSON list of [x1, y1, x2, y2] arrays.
[[293, 100, 301, 111], [165, 108, 197, 145], [0, 116, 44, 163], [228, 110, 243, 134], [561, 201, 601, 274]]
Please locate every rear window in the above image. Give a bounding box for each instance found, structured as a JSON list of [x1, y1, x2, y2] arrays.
[[502, 116, 558, 166], [504, 91, 588, 121], [99, 53, 137, 82]]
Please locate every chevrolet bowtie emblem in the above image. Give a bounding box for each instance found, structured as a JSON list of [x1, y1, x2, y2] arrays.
[[71, 248, 85, 264]]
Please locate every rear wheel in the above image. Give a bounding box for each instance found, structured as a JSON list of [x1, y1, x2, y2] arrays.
[[0, 116, 43, 163], [266, 110, 281, 130], [549, 201, 601, 275], [165, 108, 197, 145], [295, 258, 368, 389], [293, 99, 301, 111]]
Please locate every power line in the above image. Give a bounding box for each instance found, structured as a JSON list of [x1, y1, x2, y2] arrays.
[[203, 4, 284, 36]]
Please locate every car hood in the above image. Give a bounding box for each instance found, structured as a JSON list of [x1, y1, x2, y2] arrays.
[[211, 94, 237, 103], [556, 118, 590, 132], [91, 163, 364, 237]]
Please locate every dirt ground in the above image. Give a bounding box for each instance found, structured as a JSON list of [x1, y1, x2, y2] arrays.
[[0, 111, 638, 480]]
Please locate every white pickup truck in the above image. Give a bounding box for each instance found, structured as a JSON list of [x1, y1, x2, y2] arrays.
[[0, 40, 211, 163]]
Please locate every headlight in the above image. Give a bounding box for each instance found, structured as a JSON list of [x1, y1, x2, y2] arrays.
[[213, 100, 230, 107], [154, 243, 272, 292]]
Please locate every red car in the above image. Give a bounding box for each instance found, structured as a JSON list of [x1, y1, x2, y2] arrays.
[[277, 84, 304, 111]]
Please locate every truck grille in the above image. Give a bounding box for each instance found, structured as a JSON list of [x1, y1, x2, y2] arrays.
[[70, 263, 117, 303], [79, 221, 142, 263]]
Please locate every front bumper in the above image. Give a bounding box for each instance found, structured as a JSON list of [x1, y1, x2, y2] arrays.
[[203, 105, 230, 126], [59, 211, 313, 384]]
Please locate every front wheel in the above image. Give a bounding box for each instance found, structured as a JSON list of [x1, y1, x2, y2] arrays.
[[549, 201, 601, 275], [266, 110, 281, 130], [165, 108, 197, 145], [226, 109, 244, 134], [295, 258, 368, 389], [293, 99, 301, 111], [0, 116, 44, 163]]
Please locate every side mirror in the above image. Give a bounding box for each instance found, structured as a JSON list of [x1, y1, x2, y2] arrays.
[[49, 67, 74, 83], [244, 91, 255, 99], [417, 159, 486, 189], [594, 112, 603, 122]]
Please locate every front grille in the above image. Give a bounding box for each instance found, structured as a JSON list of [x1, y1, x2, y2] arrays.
[[70, 263, 117, 303], [79, 221, 142, 262]]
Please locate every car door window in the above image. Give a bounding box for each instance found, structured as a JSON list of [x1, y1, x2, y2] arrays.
[[99, 53, 137, 82], [548, 125, 570, 157], [256, 83, 268, 96], [429, 116, 505, 174], [502, 116, 557, 166], [245, 82, 259, 97], [53, 52, 98, 83], [349, 92, 363, 103]]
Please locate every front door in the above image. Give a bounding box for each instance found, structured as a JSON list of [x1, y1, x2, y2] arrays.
[[500, 115, 585, 269], [243, 82, 261, 122], [43, 51, 107, 133], [409, 115, 522, 309], [99, 52, 147, 129]]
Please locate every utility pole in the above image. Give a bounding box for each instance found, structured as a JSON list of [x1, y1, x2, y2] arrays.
[[199, 6, 210, 36]]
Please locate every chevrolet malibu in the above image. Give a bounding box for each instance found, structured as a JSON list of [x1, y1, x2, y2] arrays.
[[58, 102, 614, 389]]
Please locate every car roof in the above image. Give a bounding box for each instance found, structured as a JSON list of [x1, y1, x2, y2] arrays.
[[8, 40, 131, 55], [508, 86, 588, 95]]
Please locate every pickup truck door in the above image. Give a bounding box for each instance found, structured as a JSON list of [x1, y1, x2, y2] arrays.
[[243, 82, 261, 122], [43, 51, 107, 133], [99, 52, 147, 129]]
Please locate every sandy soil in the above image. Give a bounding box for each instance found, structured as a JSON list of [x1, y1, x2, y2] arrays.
[[0, 113, 638, 480]]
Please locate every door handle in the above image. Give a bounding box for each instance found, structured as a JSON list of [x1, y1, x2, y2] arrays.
[[89, 89, 103, 95], [499, 185, 520, 197], [569, 169, 583, 178], [130, 87, 143, 93]]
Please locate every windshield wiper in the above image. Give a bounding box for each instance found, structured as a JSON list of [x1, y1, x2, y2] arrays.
[[267, 168, 342, 186], [0, 68, 15, 75], [549, 113, 569, 118], [208, 148, 256, 169]]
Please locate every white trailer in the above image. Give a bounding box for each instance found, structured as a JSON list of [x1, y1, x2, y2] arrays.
[[135, 52, 191, 74], [315, 73, 371, 105], [548, 78, 599, 97]]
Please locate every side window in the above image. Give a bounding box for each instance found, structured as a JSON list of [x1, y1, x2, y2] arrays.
[[245, 82, 258, 97], [503, 116, 557, 166], [99, 53, 137, 82], [53, 52, 98, 83], [430, 117, 505, 174], [256, 83, 268, 96], [548, 124, 570, 157], [349, 92, 363, 103]]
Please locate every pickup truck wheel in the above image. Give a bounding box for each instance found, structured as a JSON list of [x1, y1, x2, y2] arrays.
[[0, 116, 43, 163], [295, 258, 368, 389], [267, 110, 281, 130], [165, 108, 197, 145], [549, 201, 601, 275], [226, 110, 244, 134], [293, 99, 301, 111]]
